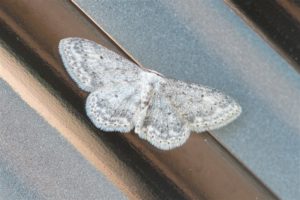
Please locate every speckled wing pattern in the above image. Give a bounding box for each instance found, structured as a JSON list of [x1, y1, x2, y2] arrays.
[[59, 37, 242, 150], [59, 38, 142, 92], [161, 79, 241, 132], [59, 38, 143, 133], [135, 90, 190, 150], [85, 83, 142, 133]]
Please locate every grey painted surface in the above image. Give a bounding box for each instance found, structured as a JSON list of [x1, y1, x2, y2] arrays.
[[0, 79, 126, 200], [74, 1, 300, 199]]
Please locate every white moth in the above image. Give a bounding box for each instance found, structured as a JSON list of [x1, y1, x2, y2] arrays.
[[59, 37, 241, 150]]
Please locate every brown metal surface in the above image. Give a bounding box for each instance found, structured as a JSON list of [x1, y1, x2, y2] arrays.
[[0, 1, 278, 199], [226, 0, 300, 73], [278, 0, 300, 23]]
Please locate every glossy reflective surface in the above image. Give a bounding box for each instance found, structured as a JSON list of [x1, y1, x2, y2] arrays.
[[0, 1, 287, 199], [229, 0, 300, 72], [0, 78, 126, 200], [74, 1, 300, 199]]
